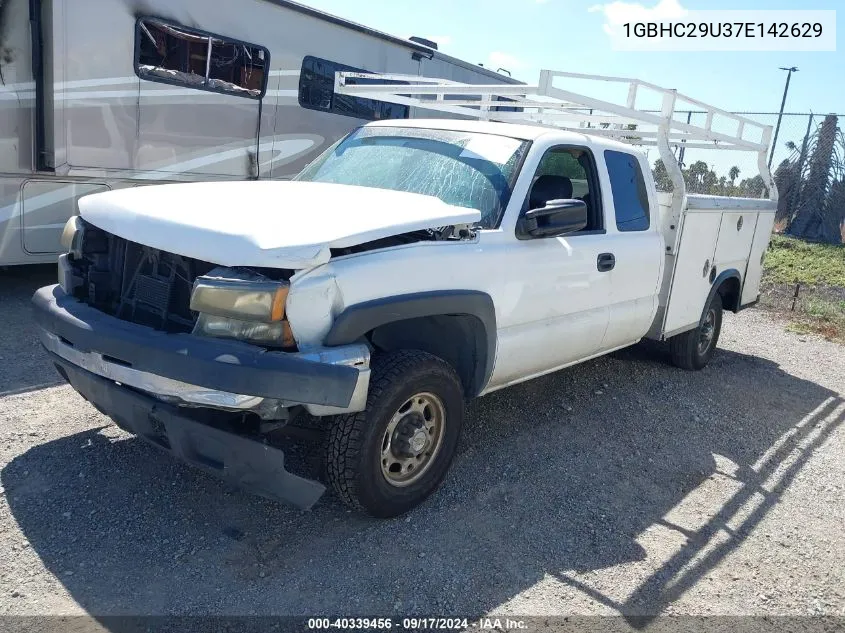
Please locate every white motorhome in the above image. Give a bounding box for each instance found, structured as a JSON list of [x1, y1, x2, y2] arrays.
[[0, 0, 519, 265]]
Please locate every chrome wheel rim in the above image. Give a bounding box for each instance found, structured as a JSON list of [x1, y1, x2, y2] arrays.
[[698, 308, 716, 355], [380, 392, 445, 487]]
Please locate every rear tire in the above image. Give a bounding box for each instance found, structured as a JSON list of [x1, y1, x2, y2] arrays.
[[669, 293, 723, 370], [325, 350, 464, 517]]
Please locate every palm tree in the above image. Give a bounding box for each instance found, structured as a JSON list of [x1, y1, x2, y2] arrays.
[[685, 160, 710, 193], [728, 166, 740, 185], [774, 159, 800, 232], [651, 159, 674, 192], [789, 114, 844, 243]]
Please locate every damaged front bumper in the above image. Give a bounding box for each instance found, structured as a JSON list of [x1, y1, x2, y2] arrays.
[[31, 284, 374, 509], [50, 356, 326, 509], [32, 285, 371, 417]]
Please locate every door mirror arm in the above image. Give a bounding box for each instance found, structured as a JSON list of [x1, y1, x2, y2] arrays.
[[516, 199, 589, 240]]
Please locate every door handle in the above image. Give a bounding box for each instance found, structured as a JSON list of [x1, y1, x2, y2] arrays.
[[597, 253, 616, 272]]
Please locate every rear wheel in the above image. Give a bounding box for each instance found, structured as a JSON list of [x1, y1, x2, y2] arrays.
[[669, 293, 723, 370], [325, 350, 464, 517]]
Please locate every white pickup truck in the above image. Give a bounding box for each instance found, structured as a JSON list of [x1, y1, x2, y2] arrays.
[[33, 71, 778, 517]]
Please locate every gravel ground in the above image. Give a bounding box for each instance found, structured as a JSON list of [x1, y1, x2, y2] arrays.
[[1, 265, 843, 618]]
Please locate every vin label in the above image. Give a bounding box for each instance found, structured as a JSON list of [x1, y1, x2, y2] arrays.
[[595, 9, 836, 51]]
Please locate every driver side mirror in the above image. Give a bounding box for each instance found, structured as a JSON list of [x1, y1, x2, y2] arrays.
[[516, 199, 588, 239]]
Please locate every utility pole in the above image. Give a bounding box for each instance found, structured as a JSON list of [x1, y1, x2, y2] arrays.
[[768, 66, 798, 169]]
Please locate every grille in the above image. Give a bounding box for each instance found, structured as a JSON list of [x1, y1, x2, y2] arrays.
[[134, 275, 171, 312], [74, 225, 215, 333]]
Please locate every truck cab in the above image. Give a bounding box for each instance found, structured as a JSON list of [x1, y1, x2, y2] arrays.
[[289, 119, 667, 390]]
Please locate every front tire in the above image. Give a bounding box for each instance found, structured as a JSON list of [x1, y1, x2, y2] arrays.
[[669, 293, 723, 370], [325, 350, 465, 517]]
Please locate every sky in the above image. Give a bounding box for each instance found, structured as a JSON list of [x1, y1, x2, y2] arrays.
[[295, 0, 840, 176], [295, 0, 840, 115]]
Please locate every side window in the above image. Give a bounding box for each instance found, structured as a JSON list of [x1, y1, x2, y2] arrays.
[[298, 56, 409, 121], [493, 96, 524, 113], [605, 150, 650, 232], [527, 146, 602, 231], [135, 18, 268, 99]]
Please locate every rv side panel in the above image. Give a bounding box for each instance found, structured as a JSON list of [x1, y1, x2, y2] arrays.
[[0, 0, 520, 265]]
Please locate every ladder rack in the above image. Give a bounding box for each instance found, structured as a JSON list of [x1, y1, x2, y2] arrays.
[[334, 69, 777, 202]]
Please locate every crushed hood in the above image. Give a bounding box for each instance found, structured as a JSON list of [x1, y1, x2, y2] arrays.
[[78, 181, 481, 269]]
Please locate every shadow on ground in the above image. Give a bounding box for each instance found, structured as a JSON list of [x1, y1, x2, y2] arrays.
[[0, 265, 64, 396], [4, 320, 841, 618]]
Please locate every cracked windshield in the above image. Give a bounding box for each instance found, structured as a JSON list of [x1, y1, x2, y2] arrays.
[[297, 127, 528, 228]]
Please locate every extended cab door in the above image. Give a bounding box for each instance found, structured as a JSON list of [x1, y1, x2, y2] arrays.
[[597, 149, 663, 349], [485, 144, 612, 389]]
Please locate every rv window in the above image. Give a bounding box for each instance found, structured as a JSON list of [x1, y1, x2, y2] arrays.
[[493, 96, 524, 113], [431, 94, 522, 114], [298, 56, 409, 121], [135, 18, 269, 99]]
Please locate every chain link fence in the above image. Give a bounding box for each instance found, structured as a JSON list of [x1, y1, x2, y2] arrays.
[[646, 111, 844, 244]]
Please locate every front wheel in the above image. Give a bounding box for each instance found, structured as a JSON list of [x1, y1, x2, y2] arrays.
[[325, 350, 465, 517], [669, 293, 723, 370]]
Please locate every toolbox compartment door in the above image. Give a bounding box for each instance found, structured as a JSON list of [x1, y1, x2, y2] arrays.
[[741, 211, 777, 306], [662, 210, 722, 336], [660, 196, 777, 338]]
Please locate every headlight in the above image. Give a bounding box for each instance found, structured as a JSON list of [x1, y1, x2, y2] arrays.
[[190, 271, 294, 348], [60, 216, 85, 258], [58, 253, 82, 295], [194, 313, 295, 348], [190, 277, 289, 322]]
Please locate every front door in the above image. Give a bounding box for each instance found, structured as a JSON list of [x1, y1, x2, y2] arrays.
[[485, 145, 613, 389]]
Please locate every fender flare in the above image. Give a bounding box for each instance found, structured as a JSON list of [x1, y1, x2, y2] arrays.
[[325, 290, 497, 396], [705, 268, 742, 316]]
